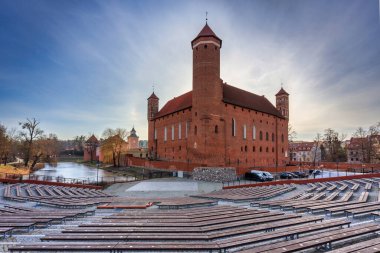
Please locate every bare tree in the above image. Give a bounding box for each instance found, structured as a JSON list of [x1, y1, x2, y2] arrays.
[[0, 124, 13, 165], [288, 124, 297, 142], [18, 118, 43, 167], [353, 127, 368, 163], [102, 128, 127, 167], [313, 133, 321, 167], [323, 128, 346, 162]]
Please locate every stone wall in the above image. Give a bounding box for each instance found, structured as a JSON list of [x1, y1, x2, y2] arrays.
[[193, 167, 237, 182]]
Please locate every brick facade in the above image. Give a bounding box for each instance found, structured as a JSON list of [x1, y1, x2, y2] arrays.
[[147, 23, 289, 168]]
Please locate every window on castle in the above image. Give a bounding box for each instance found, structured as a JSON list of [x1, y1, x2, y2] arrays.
[[272, 147, 275, 152], [266, 147, 269, 152], [164, 127, 167, 142], [185, 121, 189, 138], [266, 132, 269, 141], [253, 146, 256, 152], [171, 125, 174, 141], [272, 133, 275, 142], [215, 125, 218, 133], [154, 129, 157, 140], [194, 126, 197, 135], [178, 123, 181, 139], [204, 44, 207, 49], [243, 124, 247, 139], [245, 146, 247, 152], [260, 146, 262, 152], [281, 134, 284, 143], [232, 118, 236, 137], [260, 131, 263, 140], [253, 125, 256, 140]]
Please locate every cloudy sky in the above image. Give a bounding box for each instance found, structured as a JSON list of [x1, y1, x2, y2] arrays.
[[0, 0, 379, 141]]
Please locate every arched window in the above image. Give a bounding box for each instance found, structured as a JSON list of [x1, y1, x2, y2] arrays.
[[266, 132, 269, 141], [252, 125, 256, 140], [245, 146, 247, 152], [253, 146, 256, 152], [243, 124, 247, 139], [215, 125, 218, 133], [164, 127, 167, 141], [272, 133, 275, 142], [272, 147, 275, 152], [260, 131, 263, 140], [266, 147, 269, 152], [259, 146, 262, 152], [194, 126, 197, 135], [232, 118, 236, 136], [281, 134, 284, 143]]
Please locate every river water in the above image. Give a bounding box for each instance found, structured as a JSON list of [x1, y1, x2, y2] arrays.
[[28, 162, 132, 183]]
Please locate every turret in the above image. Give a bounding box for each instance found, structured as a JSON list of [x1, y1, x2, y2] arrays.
[[276, 86, 289, 119], [147, 92, 159, 121]]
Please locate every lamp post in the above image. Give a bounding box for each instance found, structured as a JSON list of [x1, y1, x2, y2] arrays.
[[96, 161, 99, 185]]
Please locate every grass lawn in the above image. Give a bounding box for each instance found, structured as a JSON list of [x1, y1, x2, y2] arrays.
[[0, 164, 30, 175]]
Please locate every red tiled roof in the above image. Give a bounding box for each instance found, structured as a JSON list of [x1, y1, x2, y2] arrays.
[[154, 84, 284, 119], [223, 84, 284, 118], [154, 91, 192, 118], [191, 23, 222, 46], [289, 142, 315, 151], [148, 92, 158, 100], [276, 87, 289, 96], [86, 135, 98, 143]]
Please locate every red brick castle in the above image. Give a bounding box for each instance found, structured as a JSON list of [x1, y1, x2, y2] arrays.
[[147, 23, 289, 168]]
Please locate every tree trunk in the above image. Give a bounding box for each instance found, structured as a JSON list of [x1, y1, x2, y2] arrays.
[[30, 153, 43, 170], [112, 153, 116, 167]]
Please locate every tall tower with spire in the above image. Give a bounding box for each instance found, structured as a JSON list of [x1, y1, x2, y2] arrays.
[[147, 91, 159, 158], [189, 22, 223, 164], [276, 86, 289, 119]]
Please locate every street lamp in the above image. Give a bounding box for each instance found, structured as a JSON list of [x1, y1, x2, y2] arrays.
[[96, 161, 99, 185]]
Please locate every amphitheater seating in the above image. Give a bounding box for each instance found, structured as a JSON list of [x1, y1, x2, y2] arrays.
[[328, 236, 380, 253], [245, 223, 380, 253], [193, 184, 295, 202], [3, 183, 113, 208], [0, 204, 95, 239], [9, 205, 353, 252]]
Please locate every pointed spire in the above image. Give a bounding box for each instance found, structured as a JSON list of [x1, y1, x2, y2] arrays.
[[276, 85, 289, 96], [191, 21, 222, 47]]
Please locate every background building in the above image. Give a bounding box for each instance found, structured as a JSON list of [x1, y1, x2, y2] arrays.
[[147, 23, 289, 168], [289, 141, 321, 163]]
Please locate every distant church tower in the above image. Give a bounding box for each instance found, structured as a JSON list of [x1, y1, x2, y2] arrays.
[[128, 127, 139, 149], [147, 92, 159, 158], [276, 86, 289, 119]]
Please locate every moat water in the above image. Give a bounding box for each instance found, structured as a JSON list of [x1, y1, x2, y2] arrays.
[[28, 162, 131, 183]]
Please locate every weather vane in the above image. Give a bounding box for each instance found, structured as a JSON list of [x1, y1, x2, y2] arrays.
[[152, 84, 155, 92], [206, 11, 208, 23]]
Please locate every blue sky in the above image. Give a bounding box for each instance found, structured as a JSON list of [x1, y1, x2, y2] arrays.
[[0, 0, 379, 140]]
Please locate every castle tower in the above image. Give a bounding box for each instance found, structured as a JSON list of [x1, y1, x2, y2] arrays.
[[127, 127, 139, 149], [191, 23, 222, 112], [190, 23, 223, 165], [276, 86, 289, 119], [147, 92, 159, 158], [147, 92, 159, 120]]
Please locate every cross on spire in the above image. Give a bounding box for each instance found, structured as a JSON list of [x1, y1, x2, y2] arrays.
[[206, 11, 208, 24]]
